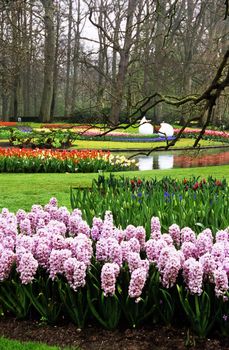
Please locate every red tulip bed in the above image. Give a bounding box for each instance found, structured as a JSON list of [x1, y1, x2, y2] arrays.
[[0, 148, 137, 173], [0, 122, 17, 127]]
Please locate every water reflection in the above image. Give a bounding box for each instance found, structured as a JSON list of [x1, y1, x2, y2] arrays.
[[158, 155, 174, 169], [138, 156, 153, 171], [136, 149, 229, 170], [138, 155, 174, 170]]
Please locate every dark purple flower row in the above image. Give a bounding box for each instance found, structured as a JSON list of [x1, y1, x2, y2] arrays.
[[109, 136, 176, 142]]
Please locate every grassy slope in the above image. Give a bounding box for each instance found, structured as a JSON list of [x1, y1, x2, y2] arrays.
[[0, 337, 72, 350], [72, 139, 225, 150], [1, 165, 229, 212]]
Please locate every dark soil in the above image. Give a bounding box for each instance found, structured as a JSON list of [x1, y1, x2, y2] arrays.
[[0, 318, 228, 350]]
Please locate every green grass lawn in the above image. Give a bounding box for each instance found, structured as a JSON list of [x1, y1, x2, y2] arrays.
[[0, 134, 226, 150], [1, 165, 228, 212], [72, 138, 225, 150], [0, 337, 76, 350]]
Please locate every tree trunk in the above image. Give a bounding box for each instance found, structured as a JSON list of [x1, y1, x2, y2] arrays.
[[22, 2, 29, 117], [110, 7, 121, 111], [51, 2, 60, 118], [39, 0, 55, 123], [22, 0, 34, 117], [0, 7, 9, 120], [10, 2, 23, 119], [97, 1, 106, 109], [143, 0, 153, 98], [64, 0, 73, 117], [153, 0, 166, 122], [71, 0, 81, 115], [109, 0, 138, 126]]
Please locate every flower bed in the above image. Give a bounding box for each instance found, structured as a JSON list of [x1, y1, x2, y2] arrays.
[[72, 126, 229, 139], [71, 175, 228, 234], [174, 128, 229, 139], [40, 124, 229, 139], [174, 128, 229, 143], [2, 123, 229, 144], [0, 198, 228, 337], [0, 122, 17, 127], [0, 148, 137, 173], [73, 127, 229, 143]]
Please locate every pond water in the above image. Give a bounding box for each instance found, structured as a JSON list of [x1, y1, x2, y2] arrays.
[[132, 147, 229, 170]]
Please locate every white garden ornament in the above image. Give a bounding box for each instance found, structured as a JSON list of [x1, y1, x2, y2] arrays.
[[138, 116, 154, 135], [158, 122, 174, 137]]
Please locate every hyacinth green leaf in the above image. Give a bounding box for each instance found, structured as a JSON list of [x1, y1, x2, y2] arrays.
[[58, 281, 88, 328], [24, 285, 47, 318], [0, 282, 30, 319], [194, 295, 201, 320], [159, 289, 174, 325], [86, 289, 107, 328], [24, 281, 61, 324], [122, 295, 154, 328], [177, 285, 214, 337], [100, 293, 120, 329], [87, 267, 100, 288]]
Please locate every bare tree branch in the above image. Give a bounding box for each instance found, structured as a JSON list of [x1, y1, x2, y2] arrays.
[[89, 48, 229, 156]]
